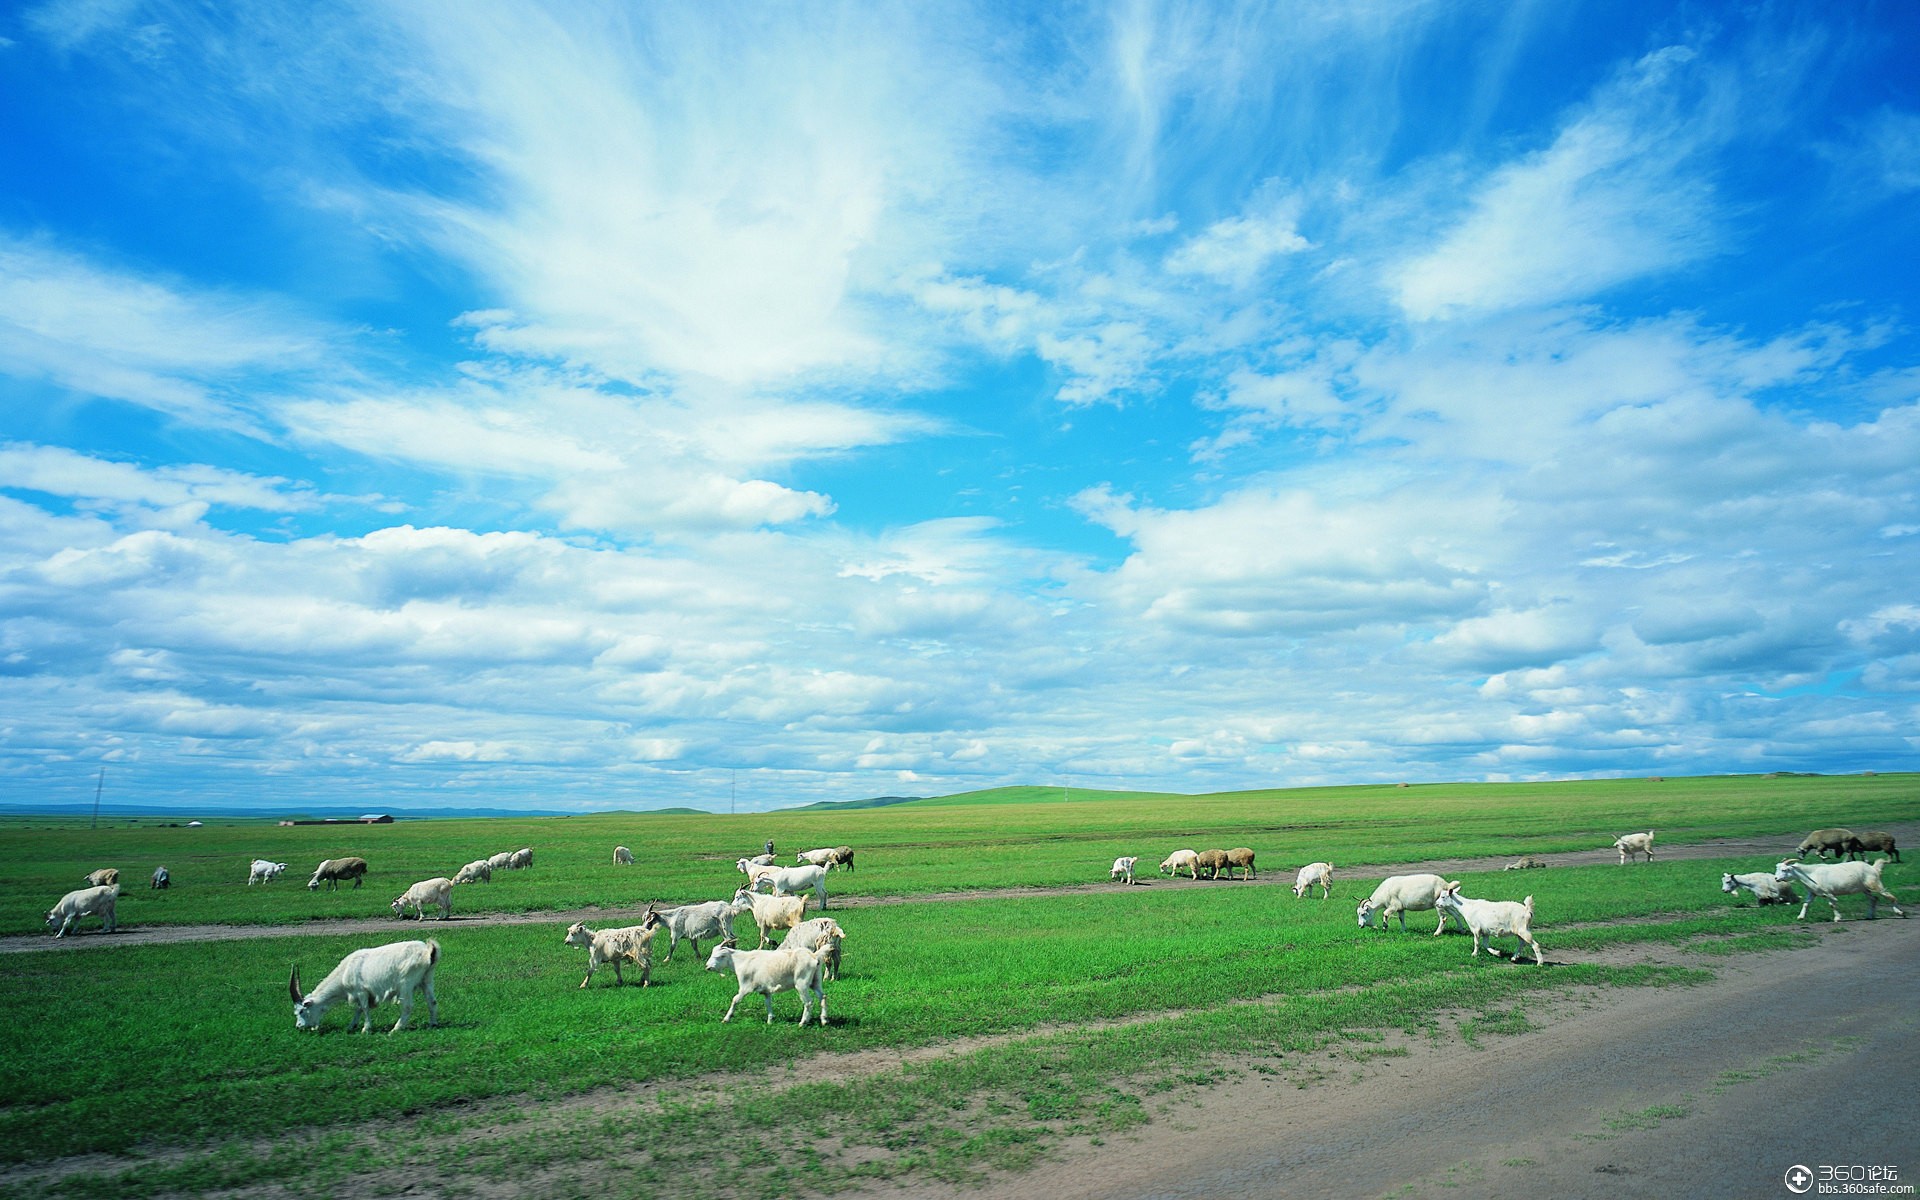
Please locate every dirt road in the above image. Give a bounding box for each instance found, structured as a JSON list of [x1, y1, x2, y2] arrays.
[[873, 917, 1920, 1200]]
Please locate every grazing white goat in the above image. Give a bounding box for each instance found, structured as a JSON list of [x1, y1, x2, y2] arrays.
[[564, 911, 659, 988], [390, 877, 454, 921], [508, 847, 534, 870], [1356, 873, 1454, 934], [1111, 856, 1139, 885], [1774, 858, 1904, 922], [46, 884, 118, 937], [730, 887, 810, 949], [1292, 862, 1335, 899], [756, 864, 830, 910], [795, 847, 838, 868], [705, 942, 832, 1025], [613, 845, 634, 866], [307, 857, 368, 891], [785, 916, 847, 980], [84, 868, 119, 888], [736, 858, 780, 889], [656, 899, 739, 962], [451, 859, 491, 885], [1434, 883, 1543, 964], [487, 851, 515, 872], [743, 852, 777, 866], [248, 860, 288, 886], [1612, 831, 1655, 865], [1159, 849, 1199, 880], [1722, 871, 1796, 906], [291, 939, 440, 1034], [149, 866, 170, 890]]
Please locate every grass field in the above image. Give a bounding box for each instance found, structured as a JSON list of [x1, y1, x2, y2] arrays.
[[4, 772, 1914, 933], [0, 773, 1913, 1198]]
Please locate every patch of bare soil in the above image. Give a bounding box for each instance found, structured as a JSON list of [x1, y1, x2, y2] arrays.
[[12, 825, 1907, 954]]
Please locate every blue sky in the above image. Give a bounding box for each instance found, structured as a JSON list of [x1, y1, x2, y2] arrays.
[[2, 1, 1917, 813]]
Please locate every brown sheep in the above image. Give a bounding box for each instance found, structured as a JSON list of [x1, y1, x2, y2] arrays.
[[1847, 831, 1901, 863], [1223, 847, 1256, 879], [1194, 849, 1231, 880]]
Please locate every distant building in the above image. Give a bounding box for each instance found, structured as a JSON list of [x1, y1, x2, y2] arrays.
[[279, 814, 395, 826]]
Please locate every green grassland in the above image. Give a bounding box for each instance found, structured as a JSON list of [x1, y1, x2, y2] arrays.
[[2, 772, 1913, 934], [0, 773, 1913, 1198]]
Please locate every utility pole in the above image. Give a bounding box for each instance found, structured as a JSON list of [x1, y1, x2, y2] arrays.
[[91, 767, 105, 829]]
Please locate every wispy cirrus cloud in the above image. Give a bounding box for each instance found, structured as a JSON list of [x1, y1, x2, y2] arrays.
[[0, 235, 331, 433], [1392, 46, 1726, 321]]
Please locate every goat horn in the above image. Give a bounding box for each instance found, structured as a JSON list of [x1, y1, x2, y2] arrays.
[[289, 966, 303, 1003]]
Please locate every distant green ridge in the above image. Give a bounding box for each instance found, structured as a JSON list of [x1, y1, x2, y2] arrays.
[[789, 795, 929, 811]]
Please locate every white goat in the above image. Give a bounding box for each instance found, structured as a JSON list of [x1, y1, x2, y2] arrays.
[[451, 859, 492, 885], [1774, 858, 1904, 922], [1721, 871, 1796, 906], [248, 859, 288, 885], [1111, 856, 1139, 885], [795, 847, 838, 868], [756, 863, 830, 910], [705, 942, 832, 1025], [509, 847, 534, 870], [390, 877, 454, 921], [290, 939, 440, 1034], [1434, 883, 1543, 964], [1292, 862, 1335, 899], [1356, 873, 1455, 934], [613, 845, 634, 866], [785, 916, 847, 980], [1159, 849, 1199, 880], [730, 887, 810, 948], [487, 851, 515, 872], [84, 868, 119, 888], [46, 884, 118, 937], [1612, 831, 1655, 865], [656, 899, 739, 962], [736, 858, 780, 889], [564, 912, 659, 988]]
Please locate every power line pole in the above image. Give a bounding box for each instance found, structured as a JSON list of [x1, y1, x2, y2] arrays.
[[91, 767, 105, 829]]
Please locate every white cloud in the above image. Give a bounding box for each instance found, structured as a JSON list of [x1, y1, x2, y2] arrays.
[[0, 443, 321, 514], [1393, 47, 1720, 321], [1164, 195, 1310, 285], [0, 235, 330, 432]]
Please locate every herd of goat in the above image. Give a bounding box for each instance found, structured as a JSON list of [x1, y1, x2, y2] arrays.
[[39, 826, 1905, 1030]]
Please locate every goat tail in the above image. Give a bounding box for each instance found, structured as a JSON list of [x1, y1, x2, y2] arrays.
[[427, 938, 441, 964], [1523, 895, 1535, 915]]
